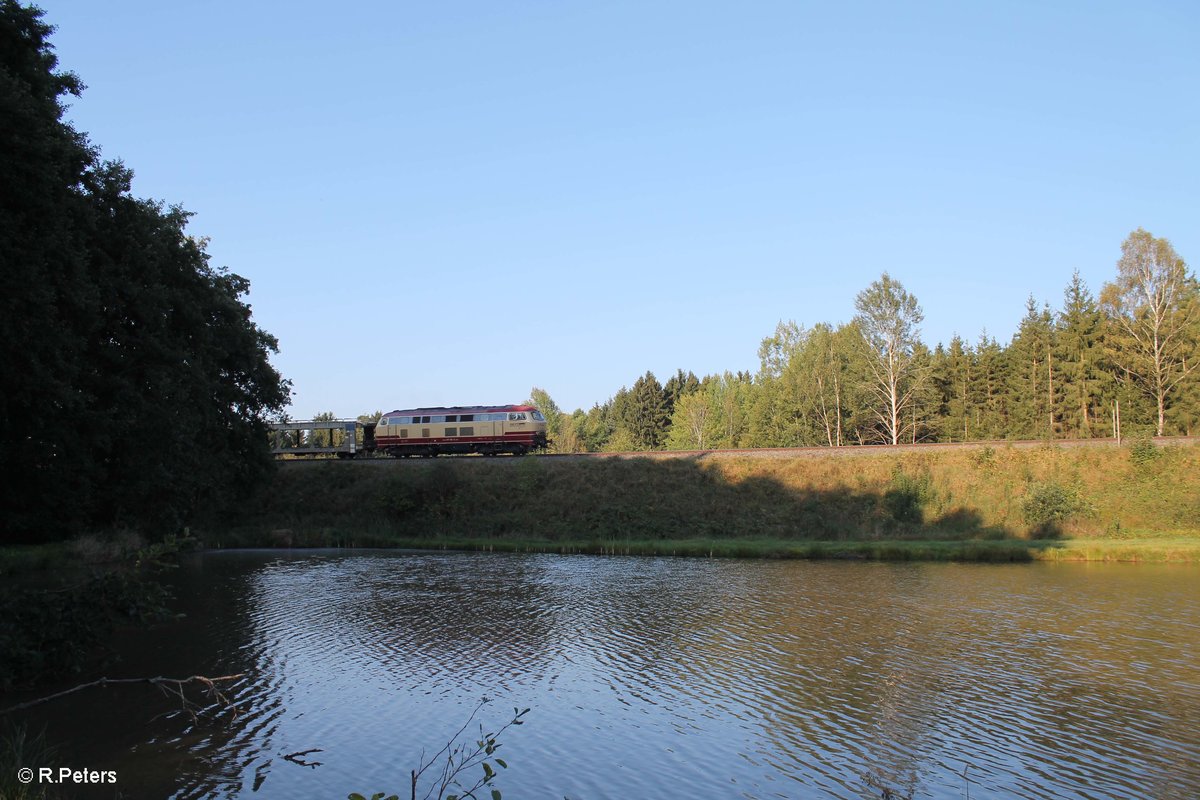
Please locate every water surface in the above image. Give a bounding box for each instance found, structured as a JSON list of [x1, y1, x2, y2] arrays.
[[16, 551, 1200, 798]]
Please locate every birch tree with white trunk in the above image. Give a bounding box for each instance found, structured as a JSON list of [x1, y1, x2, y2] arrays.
[[1100, 229, 1199, 437], [853, 273, 926, 445]]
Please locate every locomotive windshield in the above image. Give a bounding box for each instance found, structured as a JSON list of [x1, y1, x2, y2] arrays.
[[531, 411, 546, 422]]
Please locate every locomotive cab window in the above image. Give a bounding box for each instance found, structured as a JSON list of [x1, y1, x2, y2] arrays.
[[531, 411, 546, 422]]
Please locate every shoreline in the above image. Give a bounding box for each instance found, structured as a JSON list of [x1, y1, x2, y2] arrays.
[[197, 536, 1200, 564]]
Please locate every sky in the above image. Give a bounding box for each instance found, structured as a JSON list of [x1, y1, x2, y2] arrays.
[[38, 0, 1200, 418]]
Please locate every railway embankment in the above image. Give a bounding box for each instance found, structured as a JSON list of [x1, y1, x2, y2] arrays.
[[210, 439, 1200, 562]]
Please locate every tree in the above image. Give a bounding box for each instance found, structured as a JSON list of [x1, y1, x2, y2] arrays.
[[527, 387, 563, 448], [933, 335, 975, 442], [552, 410, 586, 453], [747, 321, 807, 447], [666, 391, 713, 450], [578, 403, 615, 452], [705, 371, 752, 448], [662, 369, 700, 419], [973, 331, 1009, 439], [853, 273, 927, 445], [1100, 229, 1199, 436], [803, 323, 863, 447], [757, 320, 804, 380], [1007, 297, 1058, 439], [1056, 271, 1106, 438], [0, 2, 289, 540], [770, 322, 864, 447], [74, 164, 290, 531], [621, 372, 669, 450], [1, 0, 96, 536]]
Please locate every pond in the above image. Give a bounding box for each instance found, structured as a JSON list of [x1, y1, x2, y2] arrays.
[[12, 551, 1200, 799]]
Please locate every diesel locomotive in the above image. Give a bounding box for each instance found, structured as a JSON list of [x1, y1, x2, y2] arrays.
[[372, 404, 549, 457]]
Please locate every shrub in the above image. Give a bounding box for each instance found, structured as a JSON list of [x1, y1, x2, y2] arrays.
[[883, 466, 934, 525], [1022, 482, 1087, 535], [969, 446, 996, 471], [1128, 435, 1159, 467]]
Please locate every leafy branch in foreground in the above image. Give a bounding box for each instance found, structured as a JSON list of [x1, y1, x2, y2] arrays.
[[351, 699, 529, 800]]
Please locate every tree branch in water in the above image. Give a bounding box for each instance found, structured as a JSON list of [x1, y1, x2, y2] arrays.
[[0, 673, 245, 719]]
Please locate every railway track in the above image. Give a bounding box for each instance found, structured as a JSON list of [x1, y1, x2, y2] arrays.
[[276, 435, 1198, 467]]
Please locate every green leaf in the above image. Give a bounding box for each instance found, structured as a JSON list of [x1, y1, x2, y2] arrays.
[[491, 790, 502, 800], [348, 794, 367, 800], [495, 759, 508, 769]]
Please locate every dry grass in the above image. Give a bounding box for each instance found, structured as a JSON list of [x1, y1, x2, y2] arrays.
[[208, 443, 1200, 562]]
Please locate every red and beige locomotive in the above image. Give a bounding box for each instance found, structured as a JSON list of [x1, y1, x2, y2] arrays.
[[372, 404, 548, 457]]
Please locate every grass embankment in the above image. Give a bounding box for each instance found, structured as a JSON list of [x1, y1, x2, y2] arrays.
[[210, 441, 1200, 563]]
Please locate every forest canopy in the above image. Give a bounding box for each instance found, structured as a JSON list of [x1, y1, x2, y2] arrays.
[[531, 230, 1199, 455]]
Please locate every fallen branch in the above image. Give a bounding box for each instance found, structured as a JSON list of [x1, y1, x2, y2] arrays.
[[0, 673, 245, 717], [283, 748, 324, 768]]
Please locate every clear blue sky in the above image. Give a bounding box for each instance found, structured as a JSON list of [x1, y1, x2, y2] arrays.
[[41, 0, 1199, 417]]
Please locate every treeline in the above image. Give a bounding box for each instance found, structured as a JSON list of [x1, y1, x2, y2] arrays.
[[532, 231, 1199, 452], [0, 3, 290, 542]]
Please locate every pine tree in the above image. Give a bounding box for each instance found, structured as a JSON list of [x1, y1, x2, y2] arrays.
[[623, 372, 669, 450], [935, 335, 976, 442], [1007, 297, 1058, 439], [1056, 271, 1106, 438], [974, 331, 1008, 439], [662, 369, 700, 419]]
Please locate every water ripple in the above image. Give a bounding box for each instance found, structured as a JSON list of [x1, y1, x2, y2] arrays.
[[33, 552, 1199, 799]]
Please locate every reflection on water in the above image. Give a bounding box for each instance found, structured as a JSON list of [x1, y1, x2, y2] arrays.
[[11, 552, 1200, 799]]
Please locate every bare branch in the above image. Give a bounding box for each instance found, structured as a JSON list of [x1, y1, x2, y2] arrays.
[[0, 673, 245, 717]]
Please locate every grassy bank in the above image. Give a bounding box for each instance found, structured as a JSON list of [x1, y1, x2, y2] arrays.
[[209, 442, 1200, 562]]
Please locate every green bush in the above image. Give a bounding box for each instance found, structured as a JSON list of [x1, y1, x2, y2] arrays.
[[969, 446, 996, 471], [1128, 435, 1159, 467], [883, 467, 934, 524], [1022, 482, 1087, 534]]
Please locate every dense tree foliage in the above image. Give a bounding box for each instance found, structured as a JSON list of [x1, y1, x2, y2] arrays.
[[533, 230, 1198, 453], [0, 2, 289, 541]]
